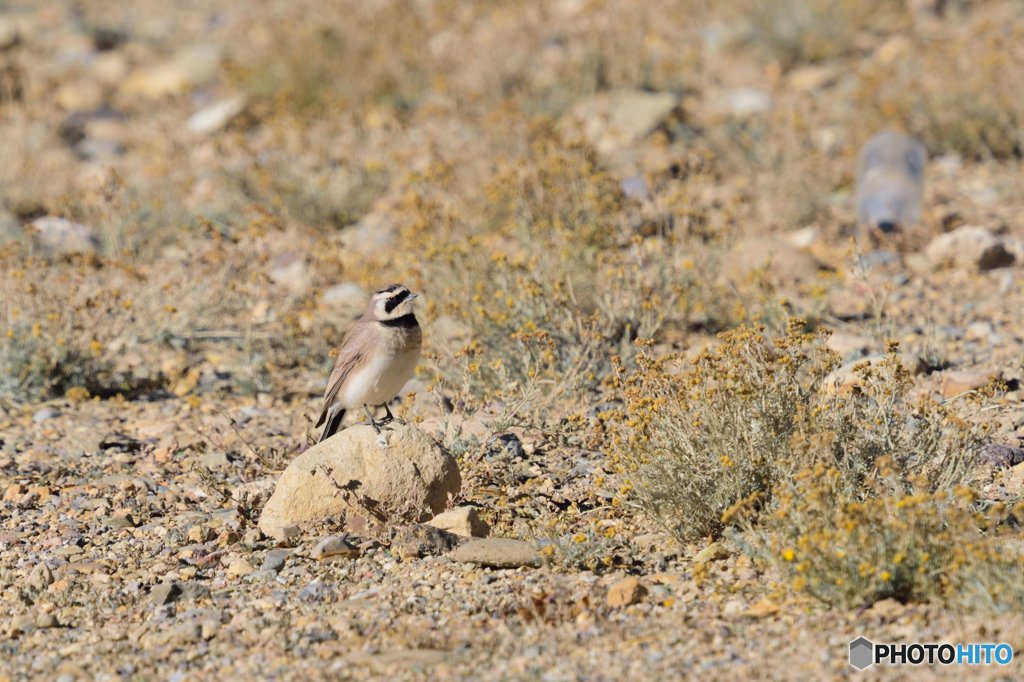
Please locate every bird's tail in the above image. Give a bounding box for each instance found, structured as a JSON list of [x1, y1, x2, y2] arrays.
[[318, 408, 346, 443]]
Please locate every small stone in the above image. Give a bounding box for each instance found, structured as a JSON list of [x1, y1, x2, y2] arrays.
[[225, 560, 254, 577], [27, 217, 98, 257], [311, 536, 359, 561], [788, 65, 836, 92], [722, 599, 746, 615], [607, 577, 647, 607], [924, 226, 1014, 272], [149, 562, 169, 577], [561, 89, 680, 155], [186, 95, 247, 134], [0, 15, 22, 50], [451, 538, 541, 569], [941, 370, 1002, 400], [32, 407, 60, 423], [4, 484, 25, 501], [150, 581, 182, 605], [725, 87, 772, 117], [187, 525, 211, 543], [243, 528, 264, 545], [825, 333, 873, 358], [427, 507, 490, 538], [297, 581, 333, 603], [28, 563, 53, 591], [106, 513, 135, 529], [233, 479, 276, 510], [268, 524, 301, 542], [179, 582, 210, 601], [966, 321, 995, 341], [201, 619, 220, 640], [693, 542, 730, 564], [262, 550, 290, 573], [35, 612, 58, 629], [9, 614, 36, 635], [55, 80, 104, 111]]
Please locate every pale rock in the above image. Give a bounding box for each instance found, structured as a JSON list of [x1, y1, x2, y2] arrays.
[[725, 236, 824, 287], [875, 36, 912, 64], [788, 65, 836, 92], [785, 226, 820, 249], [259, 424, 460, 534], [27, 563, 53, 592], [320, 282, 367, 322], [55, 80, 104, 111], [562, 90, 679, 155], [311, 535, 359, 560], [121, 63, 190, 98], [941, 369, 1002, 400], [186, 95, 247, 135], [173, 43, 223, 85], [825, 333, 873, 358], [0, 15, 20, 49], [225, 560, 255, 577], [428, 506, 489, 538], [965, 321, 994, 341], [268, 524, 300, 542], [91, 51, 129, 86], [232, 479, 276, 510], [27, 217, 98, 256], [269, 252, 309, 293], [451, 538, 541, 568], [725, 88, 772, 117], [34, 612, 58, 629], [825, 353, 927, 395], [607, 577, 647, 607], [924, 226, 1014, 272], [694, 542, 730, 564]]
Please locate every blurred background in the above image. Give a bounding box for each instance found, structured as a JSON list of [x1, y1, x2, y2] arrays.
[[0, 0, 1022, 422]]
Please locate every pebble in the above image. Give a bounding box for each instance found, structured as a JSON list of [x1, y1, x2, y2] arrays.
[[262, 550, 290, 573], [941, 369, 1002, 399], [311, 535, 358, 561], [607, 577, 647, 607], [226, 559, 255, 577], [186, 95, 247, 134], [28, 562, 53, 591], [451, 538, 541, 568], [693, 542, 730, 564], [106, 513, 136, 529], [150, 582, 182, 605], [428, 506, 490, 538], [32, 407, 60, 423]]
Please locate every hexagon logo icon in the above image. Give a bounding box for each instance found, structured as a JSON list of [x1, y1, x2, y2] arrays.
[[850, 637, 874, 670]]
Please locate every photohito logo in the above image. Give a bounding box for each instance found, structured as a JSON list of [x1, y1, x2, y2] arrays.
[[849, 637, 1013, 670]]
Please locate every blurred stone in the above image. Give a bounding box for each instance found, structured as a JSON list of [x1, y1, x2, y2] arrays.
[[28, 563, 53, 591], [451, 538, 541, 568], [121, 63, 189, 98], [966, 321, 995, 341], [784, 226, 820, 249], [320, 282, 366, 321], [725, 237, 824, 286], [232, 479, 276, 510], [694, 542, 730, 564], [73, 137, 123, 161], [32, 407, 60, 423], [55, 80, 104, 111], [788, 65, 836, 92], [267, 523, 301, 542], [150, 581, 182, 605], [187, 95, 247, 135], [269, 252, 309, 294], [725, 88, 772, 117], [258, 424, 460, 535], [825, 353, 927, 395], [941, 369, 1002, 399], [0, 14, 31, 50], [825, 333, 873, 358], [981, 443, 1024, 469], [261, 550, 289, 573], [91, 51, 129, 85], [875, 36, 912, 64], [174, 43, 223, 84], [924, 226, 1014, 272], [428, 506, 489, 538], [225, 560, 254, 577], [607, 577, 647, 607], [0, 209, 20, 244], [562, 90, 679, 155], [27, 217, 98, 256], [105, 513, 135, 529], [34, 612, 58, 629]]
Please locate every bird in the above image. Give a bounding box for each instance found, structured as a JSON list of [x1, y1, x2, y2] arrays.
[[855, 131, 927, 237], [315, 283, 422, 443]]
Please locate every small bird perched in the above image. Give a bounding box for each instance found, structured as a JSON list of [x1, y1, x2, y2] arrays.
[[315, 283, 422, 443], [855, 131, 927, 238]]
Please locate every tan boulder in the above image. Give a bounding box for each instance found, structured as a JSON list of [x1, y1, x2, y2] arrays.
[[258, 424, 461, 535]]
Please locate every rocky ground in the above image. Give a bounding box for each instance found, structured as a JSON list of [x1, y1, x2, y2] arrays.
[[3, 0, 1024, 679]]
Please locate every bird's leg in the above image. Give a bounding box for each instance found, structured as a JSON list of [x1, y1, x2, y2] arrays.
[[363, 404, 382, 435], [380, 403, 406, 426]]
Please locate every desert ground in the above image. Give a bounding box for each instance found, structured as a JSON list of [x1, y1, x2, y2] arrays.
[[3, 0, 1024, 679]]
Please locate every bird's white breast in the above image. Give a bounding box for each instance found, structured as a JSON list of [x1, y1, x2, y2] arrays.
[[340, 347, 419, 408]]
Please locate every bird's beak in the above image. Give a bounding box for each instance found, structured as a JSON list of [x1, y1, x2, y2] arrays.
[[407, 293, 418, 300]]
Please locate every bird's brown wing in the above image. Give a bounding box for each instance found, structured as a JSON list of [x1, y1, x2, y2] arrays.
[[314, 325, 365, 428]]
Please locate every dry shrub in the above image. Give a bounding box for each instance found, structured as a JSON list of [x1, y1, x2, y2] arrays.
[[729, 465, 1024, 610], [615, 320, 1018, 608]]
